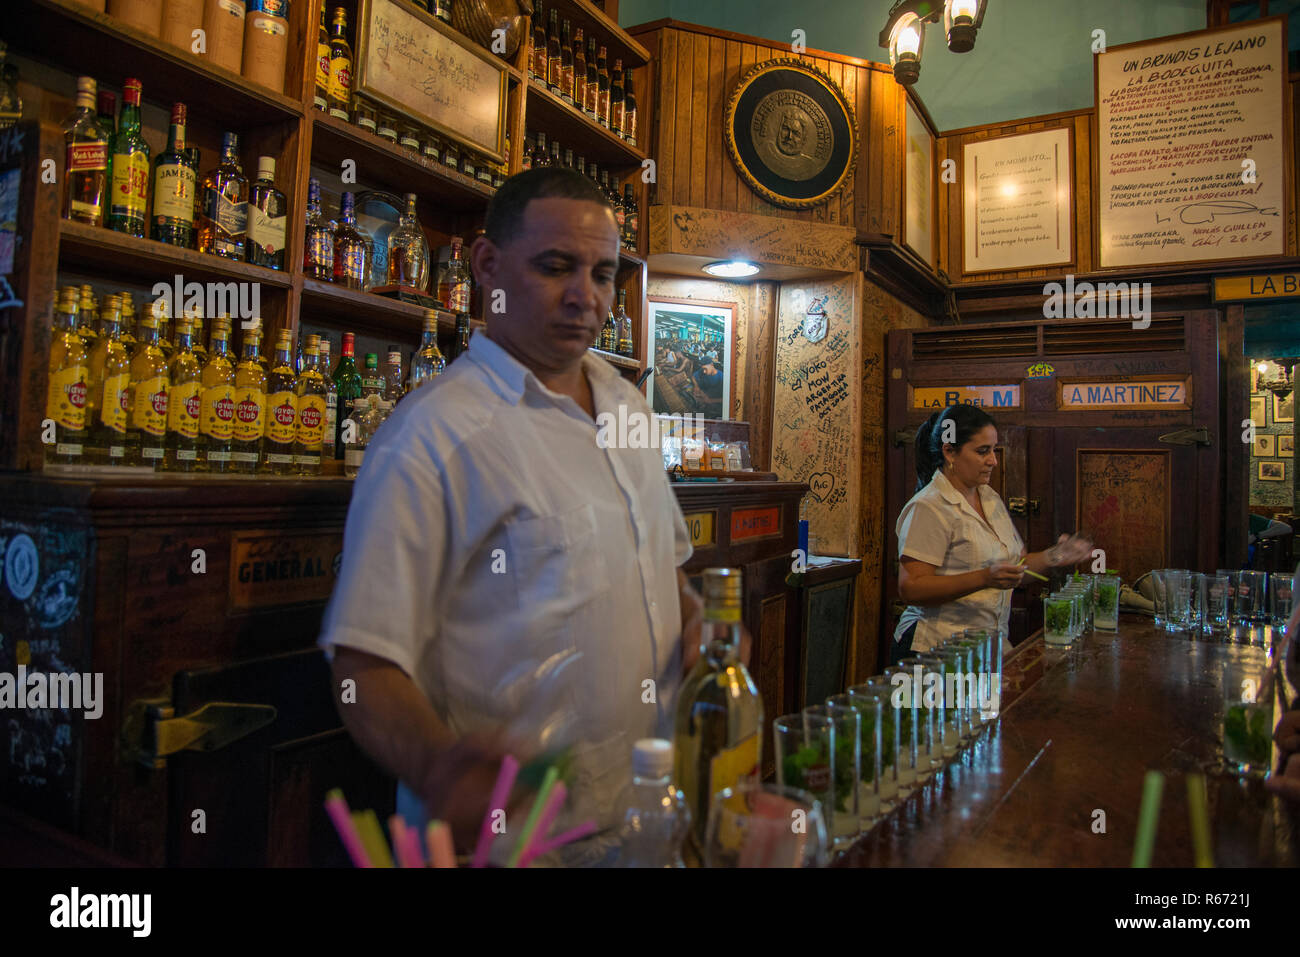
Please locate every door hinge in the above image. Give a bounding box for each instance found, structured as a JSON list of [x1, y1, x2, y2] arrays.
[[1157, 427, 1211, 447], [1007, 497, 1041, 516], [122, 697, 278, 770], [894, 429, 914, 447]]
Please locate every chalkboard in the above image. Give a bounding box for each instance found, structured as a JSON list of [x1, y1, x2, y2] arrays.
[[357, 0, 507, 160], [1077, 451, 1169, 579]]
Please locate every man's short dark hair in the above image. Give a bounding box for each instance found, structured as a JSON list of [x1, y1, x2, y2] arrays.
[[484, 167, 613, 246]]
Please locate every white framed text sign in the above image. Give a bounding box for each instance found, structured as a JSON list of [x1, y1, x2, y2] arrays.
[[903, 98, 935, 268], [962, 127, 1073, 273], [1095, 18, 1287, 269]]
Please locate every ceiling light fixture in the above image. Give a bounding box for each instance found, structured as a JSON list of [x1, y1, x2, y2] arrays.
[[879, 0, 987, 85], [703, 260, 760, 278]]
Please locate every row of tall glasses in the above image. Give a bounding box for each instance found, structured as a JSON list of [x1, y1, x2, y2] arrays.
[[773, 627, 1004, 852], [1043, 572, 1121, 645], [1151, 568, 1292, 640]]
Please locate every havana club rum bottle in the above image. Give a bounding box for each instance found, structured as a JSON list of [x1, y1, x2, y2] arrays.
[[44, 289, 90, 466], [231, 321, 268, 473], [314, 3, 330, 111], [86, 295, 131, 465], [77, 285, 99, 347], [199, 316, 237, 472], [327, 6, 353, 121], [263, 329, 298, 475], [125, 303, 170, 468], [294, 334, 327, 474], [163, 317, 203, 471]]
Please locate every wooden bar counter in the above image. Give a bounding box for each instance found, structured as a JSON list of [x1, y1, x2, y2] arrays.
[[837, 615, 1299, 867]]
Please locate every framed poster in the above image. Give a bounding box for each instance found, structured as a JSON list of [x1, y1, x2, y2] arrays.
[[1095, 18, 1288, 269], [903, 97, 935, 268], [1275, 392, 1295, 423], [962, 127, 1073, 273], [646, 298, 735, 420], [1249, 395, 1268, 426], [357, 0, 508, 161], [1252, 433, 1276, 457], [1259, 461, 1286, 481], [1280, 435, 1295, 457]]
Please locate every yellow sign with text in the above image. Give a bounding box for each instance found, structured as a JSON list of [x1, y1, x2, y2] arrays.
[[1214, 273, 1300, 302], [912, 385, 1021, 410], [1059, 378, 1191, 410], [683, 511, 716, 548]]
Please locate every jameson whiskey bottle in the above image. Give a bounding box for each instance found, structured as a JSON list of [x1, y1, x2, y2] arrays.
[[163, 317, 203, 471], [408, 310, 445, 390], [199, 317, 237, 472], [263, 329, 298, 475], [108, 78, 150, 238], [44, 289, 90, 466], [294, 335, 327, 475], [125, 304, 170, 468], [86, 295, 131, 465], [231, 321, 268, 473], [152, 102, 195, 247], [332, 331, 362, 459], [673, 568, 762, 858]]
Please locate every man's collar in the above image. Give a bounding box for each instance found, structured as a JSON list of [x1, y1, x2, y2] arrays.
[[468, 332, 618, 406]]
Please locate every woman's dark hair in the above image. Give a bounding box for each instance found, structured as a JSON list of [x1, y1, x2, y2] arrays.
[[914, 404, 997, 491]]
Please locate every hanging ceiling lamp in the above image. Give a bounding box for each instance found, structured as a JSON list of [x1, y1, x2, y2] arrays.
[[879, 0, 987, 85]]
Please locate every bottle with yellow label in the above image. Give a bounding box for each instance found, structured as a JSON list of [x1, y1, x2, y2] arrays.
[[327, 7, 353, 121], [44, 289, 91, 466], [294, 334, 327, 475], [190, 311, 208, 366], [199, 315, 236, 472], [164, 317, 202, 471], [119, 291, 138, 358], [155, 297, 175, 361], [314, 3, 330, 111], [77, 284, 99, 347], [263, 328, 298, 475], [125, 303, 170, 468], [107, 78, 150, 239], [231, 319, 267, 473], [86, 295, 132, 465]]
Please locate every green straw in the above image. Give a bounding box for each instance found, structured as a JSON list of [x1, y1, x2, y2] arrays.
[[507, 764, 558, 868], [1186, 773, 1213, 868], [1132, 770, 1164, 868]]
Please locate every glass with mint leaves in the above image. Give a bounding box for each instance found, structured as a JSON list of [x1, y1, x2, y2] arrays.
[[1222, 660, 1273, 775], [824, 697, 863, 850], [1044, 593, 1074, 645], [774, 709, 837, 844], [1094, 573, 1121, 631]]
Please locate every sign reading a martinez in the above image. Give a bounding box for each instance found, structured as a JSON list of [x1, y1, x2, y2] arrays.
[[1060, 379, 1191, 410]]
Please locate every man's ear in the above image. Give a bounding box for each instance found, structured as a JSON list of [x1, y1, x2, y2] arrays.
[[469, 235, 498, 288]]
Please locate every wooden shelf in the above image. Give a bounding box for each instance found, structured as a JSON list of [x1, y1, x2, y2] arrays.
[[550, 0, 653, 67], [13, 0, 303, 129], [525, 84, 646, 169], [300, 277, 457, 340], [590, 347, 640, 370], [619, 250, 646, 271], [309, 112, 496, 212], [59, 220, 293, 289]]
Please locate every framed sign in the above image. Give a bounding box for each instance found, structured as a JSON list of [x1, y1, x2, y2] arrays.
[[1259, 461, 1286, 481], [357, 0, 508, 161], [903, 97, 935, 267], [724, 58, 857, 209], [647, 298, 735, 420], [963, 127, 1073, 273], [1095, 18, 1287, 269]]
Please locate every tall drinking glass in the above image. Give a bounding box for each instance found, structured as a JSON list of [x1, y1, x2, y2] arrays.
[[1203, 573, 1231, 638], [839, 689, 882, 829], [917, 653, 960, 756], [1216, 570, 1238, 622], [704, 780, 829, 868], [1236, 571, 1268, 624], [1044, 592, 1073, 645], [883, 667, 935, 775], [1222, 661, 1273, 775], [944, 638, 981, 739], [1164, 570, 1192, 636], [963, 628, 993, 727], [774, 709, 836, 842], [1271, 573, 1294, 631], [1151, 569, 1168, 630], [1094, 573, 1121, 632], [853, 681, 898, 812], [1186, 572, 1206, 637], [820, 700, 862, 850]]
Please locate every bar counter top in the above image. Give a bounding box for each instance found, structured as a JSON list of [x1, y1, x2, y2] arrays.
[[836, 615, 1299, 867]]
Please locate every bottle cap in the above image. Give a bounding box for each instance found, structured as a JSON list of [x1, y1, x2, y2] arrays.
[[388, 349, 402, 361], [75, 76, 97, 100], [257, 156, 276, 180], [702, 567, 743, 608], [631, 739, 673, 779], [423, 309, 439, 332], [364, 353, 378, 368], [122, 78, 142, 105]]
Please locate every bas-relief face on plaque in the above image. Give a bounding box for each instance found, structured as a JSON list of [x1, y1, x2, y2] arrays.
[[726, 59, 857, 209]]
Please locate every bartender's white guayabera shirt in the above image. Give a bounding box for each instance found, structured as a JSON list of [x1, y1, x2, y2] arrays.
[[319, 333, 692, 865], [893, 469, 1024, 655]]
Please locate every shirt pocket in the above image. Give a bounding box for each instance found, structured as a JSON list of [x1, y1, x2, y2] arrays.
[[505, 503, 610, 621]]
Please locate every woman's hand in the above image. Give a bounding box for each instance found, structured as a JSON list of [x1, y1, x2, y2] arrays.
[[1045, 533, 1094, 568], [984, 562, 1026, 590]]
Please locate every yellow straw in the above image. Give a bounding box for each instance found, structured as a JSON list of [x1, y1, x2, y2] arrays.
[[1186, 774, 1213, 868], [508, 765, 558, 868], [1132, 771, 1164, 868], [1016, 558, 1049, 582], [353, 809, 395, 868]]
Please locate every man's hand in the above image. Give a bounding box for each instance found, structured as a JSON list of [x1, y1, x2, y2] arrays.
[[415, 730, 532, 852]]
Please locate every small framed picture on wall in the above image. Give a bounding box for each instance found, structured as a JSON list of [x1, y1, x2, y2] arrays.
[[1259, 460, 1286, 481], [1253, 434, 1276, 457], [1274, 392, 1295, 423], [1250, 396, 1268, 427], [1280, 435, 1295, 457]]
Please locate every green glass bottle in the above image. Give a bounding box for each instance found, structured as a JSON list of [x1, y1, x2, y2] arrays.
[[332, 331, 363, 460], [107, 78, 150, 238], [152, 102, 195, 247]]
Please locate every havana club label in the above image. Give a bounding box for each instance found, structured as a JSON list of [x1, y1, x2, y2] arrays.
[[266, 390, 297, 444], [100, 373, 130, 434], [296, 394, 326, 446], [131, 376, 168, 436], [232, 387, 266, 442], [201, 384, 236, 440], [167, 380, 201, 438], [46, 366, 89, 431]]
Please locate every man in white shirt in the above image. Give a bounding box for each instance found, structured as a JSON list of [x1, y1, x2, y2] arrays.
[[319, 168, 714, 865]]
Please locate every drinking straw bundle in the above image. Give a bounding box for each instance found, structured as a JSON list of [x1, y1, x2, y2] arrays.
[[1130, 770, 1215, 868], [326, 755, 597, 868]]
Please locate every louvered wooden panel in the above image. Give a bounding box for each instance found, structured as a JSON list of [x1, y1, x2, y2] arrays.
[[911, 325, 1038, 360], [1042, 318, 1185, 355]]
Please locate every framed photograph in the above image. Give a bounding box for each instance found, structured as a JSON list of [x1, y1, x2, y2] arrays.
[[1251, 365, 1264, 393], [1250, 396, 1268, 427], [1274, 392, 1294, 423], [1279, 434, 1294, 457], [902, 97, 935, 268], [646, 298, 736, 420], [962, 127, 1073, 274], [1258, 461, 1286, 482], [1253, 434, 1276, 457]]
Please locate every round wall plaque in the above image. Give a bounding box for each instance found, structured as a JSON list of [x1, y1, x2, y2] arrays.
[[724, 58, 858, 210]]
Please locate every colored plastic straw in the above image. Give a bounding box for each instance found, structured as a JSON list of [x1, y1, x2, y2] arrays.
[[388, 815, 421, 868], [401, 825, 425, 868], [325, 789, 372, 868], [1016, 558, 1049, 582], [514, 783, 567, 868], [1131, 770, 1164, 868], [1186, 773, 1213, 868], [508, 764, 559, 868], [427, 821, 456, 868], [354, 809, 395, 868], [472, 754, 520, 868], [517, 820, 598, 868]]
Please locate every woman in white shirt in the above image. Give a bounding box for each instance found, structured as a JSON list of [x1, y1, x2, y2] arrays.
[[891, 405, 1093, 663]]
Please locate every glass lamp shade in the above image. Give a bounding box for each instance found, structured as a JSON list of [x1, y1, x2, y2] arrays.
[[944, 0, 985, 53], [889, 13, 925, 85], [1259, 359, 1295, 400]]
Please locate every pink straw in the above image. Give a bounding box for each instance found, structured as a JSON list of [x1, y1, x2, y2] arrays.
[[513, 782, 567, 868], [472, 754, 519, 868], [388, 815, 422, 868], [325, 790, 372, 868], [401, 825, 425, 868], [427, 821, 456, 868], [517, 819, 597, 868]]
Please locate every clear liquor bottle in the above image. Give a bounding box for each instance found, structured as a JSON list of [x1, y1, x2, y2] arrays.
[[86, 295, 131, 466], [108, 78, 150, 238], [673, 567, 762, 856], [125, 304, 170, 468], [163, 317, 203, 472], [327, 6, 354, 121], [384, 348, 405, 403], [333, 191, 371, 290], [304, 178, 335, 280], [360, 353, 384, 397], [408, 311, 445, 390], [199, 317, 236, 472], [118, 292, 139, 359], [190, 312, 209, 366], [332, 331, 363, 459], [319, 337, 337, 460], [263, 329, 298, 475], [533, 131, 551, 168], [62, 76, 110, 227], [152, 102, 196, 247], [294, 335, 328, 475], [44, 289, 90, 466], [77, 285, 99, 347], [246, 156, 287, 270], [231, 321, 268, 473], [615, 289, 633, 356], [387, 192, 429, 290], [197, 132, 248, 260]]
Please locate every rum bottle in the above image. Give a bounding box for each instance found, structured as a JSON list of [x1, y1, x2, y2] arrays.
[[44, 289, 90, 466], [530, 1, 547, 84], [320, 337, 337, 460], [197, 132, 248, 260], [314, 3, 330, 111], [408, 311, 445, 390], [623, 183, 639, 250], [615, 289, 633, 356], [199, 317, 236, 472], [77, 285, 99, 346], [596, 46, 610, 128], [387, 192, 429, 289], [108, 78, 150, 238], [327, 6, 353, 121], [610, 59, 625, 139], [623, 66, 638, 146], [62, 76, 110, 227], [263, 329, 298, 475], [231, 321, 268, 473], [559, 19, 574, 104], [152, 102, 196, 247], [333, 191, 371, 290], [164, 317, 203, 472], [125, 303, 170, 468], [584, 37, 598, 118], [546, 8, 561, 95], [86, 295, 131, 466], [360, 353, 384, 397], [294, 335, 327, 475], [304, 177, 334, 280], [247, 156, 287, 269], [384, 348, 405, 403], [573, 29, 587, 114]]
